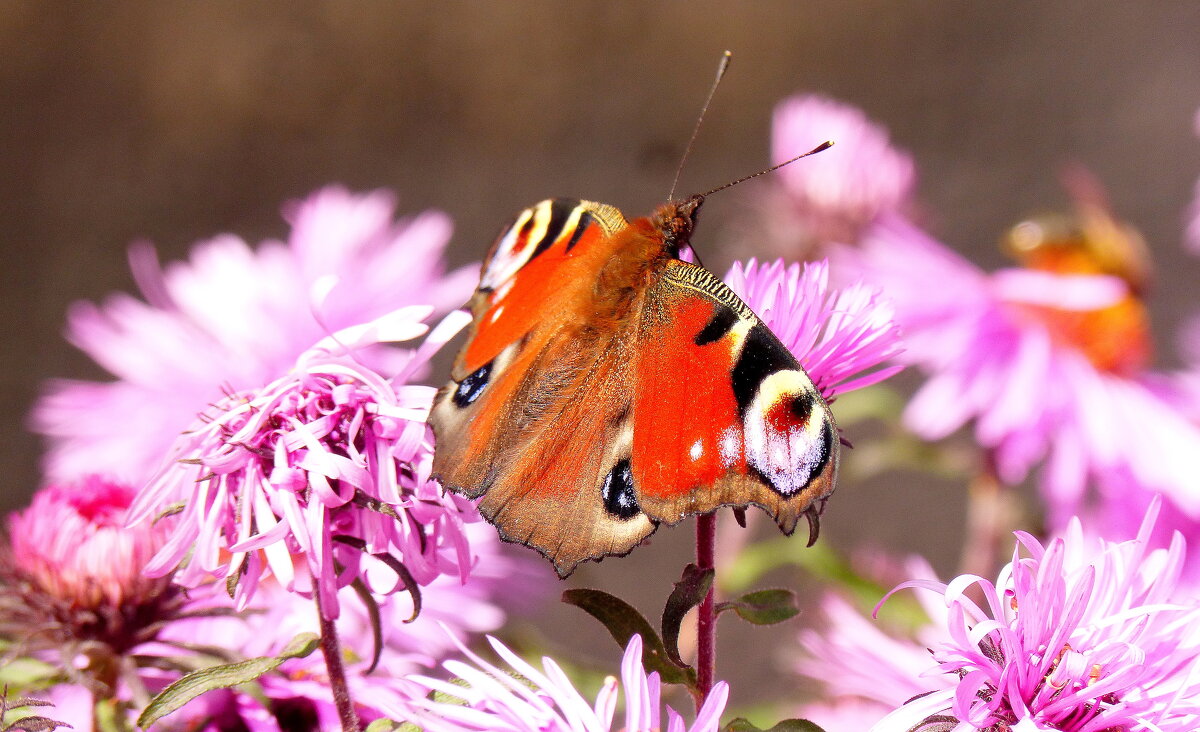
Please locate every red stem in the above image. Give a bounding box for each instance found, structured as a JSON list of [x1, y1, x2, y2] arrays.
[[315, 593, 361, 732], [695, 511, 717, 710]]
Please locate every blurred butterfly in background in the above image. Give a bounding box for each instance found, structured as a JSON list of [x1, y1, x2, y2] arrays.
[[430, 192, 839, 576]]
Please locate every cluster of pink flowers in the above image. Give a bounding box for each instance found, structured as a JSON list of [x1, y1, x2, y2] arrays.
[[766, 93, 1200, 731], [798, 503, 1200, 731], [3, 188, 525, 730], [129, 307, 477, 618]]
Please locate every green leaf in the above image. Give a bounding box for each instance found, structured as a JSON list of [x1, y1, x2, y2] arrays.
[[364, 720, 404, 732], [723, 717, 827, 732], [1, 698, 52, 711], [136, 632, 319, 728], [0, 657, 61, 688], [661, 564, 714, 666], [715, 589, 799, 625], [561, 589, 696, 688]]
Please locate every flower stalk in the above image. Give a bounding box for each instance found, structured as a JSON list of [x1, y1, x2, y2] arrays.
[[315, 592, 360, 732], [695, 511, 717, 710]]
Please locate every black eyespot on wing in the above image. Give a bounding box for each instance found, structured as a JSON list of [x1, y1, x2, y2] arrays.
[[790, 391, 814, 423], [731, 324, 797, 414], [564, 211, 595, 253], [600, 458, 640, 520], [453, 361, 493, 407], [693, 307, 739, 346]]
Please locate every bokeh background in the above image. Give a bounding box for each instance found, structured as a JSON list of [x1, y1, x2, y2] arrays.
[[5, 1, 1200, 716]]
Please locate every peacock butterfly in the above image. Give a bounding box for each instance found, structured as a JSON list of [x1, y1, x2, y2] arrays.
[[429, 193, 839, 576]]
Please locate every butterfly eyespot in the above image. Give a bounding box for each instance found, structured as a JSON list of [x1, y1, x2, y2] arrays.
[[600, 458, 640, 520], [745, 371, 833, 497], [453, 361, 493, 407]]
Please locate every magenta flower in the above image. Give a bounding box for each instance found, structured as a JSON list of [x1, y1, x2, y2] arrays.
[[790, 557, 955, 731], [34, 186, 475, 485], [0, 479, 188, 730], [796, 596, 950, 731], [125, 307, 476, 618], [773, 95, 915, 233], [725, 258, 904, 400], [406, 634, 729, 732], [873, 500, 1200, 731], [730, 93, 915, 263], [6, 476, 172, 610], [839, 215, 1200, 527]]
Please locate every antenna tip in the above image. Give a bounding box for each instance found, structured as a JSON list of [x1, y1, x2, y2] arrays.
[[716, 50, 732, 78], [813, 140, 834, 153]]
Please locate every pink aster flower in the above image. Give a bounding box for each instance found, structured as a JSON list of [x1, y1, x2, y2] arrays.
[[34, 186, 476, 485], [725, 258, 905, 400], [791, 558, 955, 732], [0, 478, 192, 730], [0, 478, 184, 662], [406, 634, 729, 732], [796, 598, 944, 731], [873, 499, 1200, 731], [127, 307, 475, 618], [772, 95, 915, 235], [730, 94, 915, 261], [839, 214, 1200, 527], [6, 476, 172, 611]]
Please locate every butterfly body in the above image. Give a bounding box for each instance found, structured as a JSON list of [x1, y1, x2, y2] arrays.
[[431, 197, 838, 576]]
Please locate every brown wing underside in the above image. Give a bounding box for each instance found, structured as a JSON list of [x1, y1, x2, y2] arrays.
[[430, 318, 656, 576]]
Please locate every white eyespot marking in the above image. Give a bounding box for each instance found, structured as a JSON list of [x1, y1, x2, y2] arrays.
[[689, 439, 704, 462], [744, 370, 829, 497], [719, 427, 742, 468], [489, 304, 505, 323]]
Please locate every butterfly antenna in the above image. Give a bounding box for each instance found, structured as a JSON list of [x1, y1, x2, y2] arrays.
[[668, 50, 733, 203], [700, 140, 834, 198]]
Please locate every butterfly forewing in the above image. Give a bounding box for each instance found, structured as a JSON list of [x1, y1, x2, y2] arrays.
[[431, 199, 657, 576]]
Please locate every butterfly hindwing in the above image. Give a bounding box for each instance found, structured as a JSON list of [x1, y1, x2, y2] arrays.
[[629, 260, 838, 534]]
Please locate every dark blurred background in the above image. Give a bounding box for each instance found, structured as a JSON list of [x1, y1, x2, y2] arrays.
[[5, 1, 1200, 716]]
